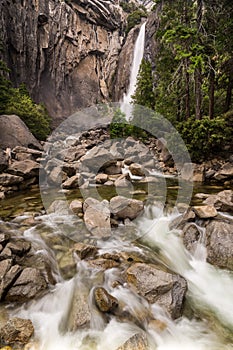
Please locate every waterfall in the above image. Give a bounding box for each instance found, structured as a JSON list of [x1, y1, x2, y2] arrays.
[[121, 22, 146, 120]]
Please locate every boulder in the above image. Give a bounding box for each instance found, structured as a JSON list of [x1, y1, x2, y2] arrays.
[[69, 200, 83, 215], [47, 166, 67, 185], [0, 317, 34, 344], [0, 265, 22, 301], [47, 200, 70, 215], [94, 287, 118, 313], [115, 174, 131, 188], [0, 174, 24, 186], [117, 333, 148, 350], [66, 289, 91, 331], [5, 267, 47, 302], [181, 163, 205, 182], [80, 146, 114, 172], [95, 173, 108, 184], [203, 190, 233, 213], [205, 220, 233, 270], [73, 242, 97, 260], [7, 160, 41, 178], [62, 174, 84, 189], [182, 223, 202, 254], [193, 205, 218, 219], [0, 150, 8, 173], [129, 163, 146, 177], [126, 263, 187, 319], [110, 196, 144, 220], [214, 162, 233, 181], [83, 198, 111, 238], [0, 115, 42, 150]]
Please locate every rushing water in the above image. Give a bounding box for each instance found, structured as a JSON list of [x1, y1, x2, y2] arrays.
[[1, 182, 232, 349]]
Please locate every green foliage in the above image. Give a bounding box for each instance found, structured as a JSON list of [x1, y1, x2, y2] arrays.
[[109, 108, 133, 138], [177, 117, 229, 161], [120, 1, 137, 13], [0, 58, 51, 140], [126, 9, 147, 34], [132, 59, 155, 109], [4, 85, 51, 140]]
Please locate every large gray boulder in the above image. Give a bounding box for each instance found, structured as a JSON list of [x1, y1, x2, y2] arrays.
[[110, 196, 144, 220], [83, 198, 111, 238], [0, 115, 42, 150], [205, 219, 233, 270], [127, 263, 187, 319]]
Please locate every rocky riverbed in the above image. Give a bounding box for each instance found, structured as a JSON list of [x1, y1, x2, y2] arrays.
[[1, 121, 233, 349]]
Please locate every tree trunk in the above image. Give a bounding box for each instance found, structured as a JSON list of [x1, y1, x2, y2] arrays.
[[195, 0, 203, 120], [209, 61, 215, 119], [184, 59, 190, 120], [225, 76, 233, 112], [195, 67, 202, 120]]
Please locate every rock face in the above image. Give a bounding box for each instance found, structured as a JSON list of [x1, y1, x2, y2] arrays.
[[0, 0, 127, 121], [127, 263, 187, 319], [0, 115, 42, 150]]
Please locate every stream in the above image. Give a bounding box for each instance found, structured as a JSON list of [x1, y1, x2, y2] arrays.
[[0, 181, 233, 350]]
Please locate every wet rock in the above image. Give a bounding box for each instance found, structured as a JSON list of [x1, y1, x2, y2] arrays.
[[0, 265, 22, 301], [149, 319, 167, 332], [73, 243, 97, 260], [66, 289, 91, 331], [0, 234, 10, 246], [47, 166, 67, 185], [129, 163, 146, 177], [127, 263, 187, 319], [83, 198, 111, 238], [0, 260, 12, 280], [69, 200, 83, 215], [0, 317, 34, 344], [114, 174, 131, 188], [0, 174, 24, 186], [205, 220, 233, 270], [103, 163, 122, 175], [110, 196, 144, 220], [94, 287, 118, 313], [117, 333, 148, 350], [62, 174, 84, 189], [5, 240, 31, 257], [182, 223, 202, 254], [95, 173, 108, 184], [87, 258, 120, 270], [193, 205, 218, 219], [7, 160, 41, 179], [58, 250, 76, 279], [47, 199, 70, 215], [203, 190, 233, 213], [5, 267, 47, 302]]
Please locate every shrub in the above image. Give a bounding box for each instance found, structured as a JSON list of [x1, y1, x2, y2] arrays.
[[176, 117, 229, 162]]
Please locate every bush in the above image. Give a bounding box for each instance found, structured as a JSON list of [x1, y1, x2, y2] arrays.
[[176, 117, 229, 162], [110, 108, 133, 138], [4, 85, 51, 141], [126, 9, 147, 34]]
